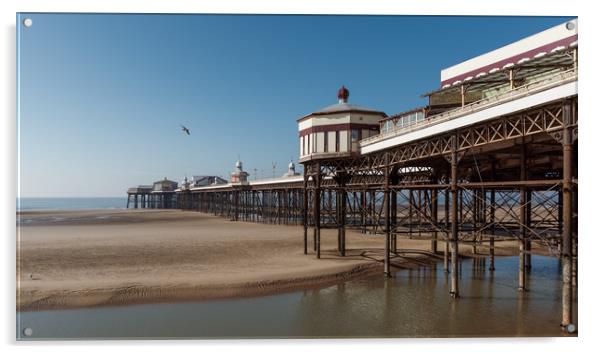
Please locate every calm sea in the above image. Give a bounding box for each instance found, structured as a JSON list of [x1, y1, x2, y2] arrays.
[[17, 197, 128, 212]]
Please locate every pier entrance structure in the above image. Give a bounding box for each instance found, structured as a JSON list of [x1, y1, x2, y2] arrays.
[[141, 19, 577, 332]]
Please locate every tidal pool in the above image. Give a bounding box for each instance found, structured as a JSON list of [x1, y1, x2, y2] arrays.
[[17, 255, 577, 339]]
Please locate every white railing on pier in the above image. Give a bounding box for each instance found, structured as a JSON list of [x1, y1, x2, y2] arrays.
[[360, 68, 578, 148]]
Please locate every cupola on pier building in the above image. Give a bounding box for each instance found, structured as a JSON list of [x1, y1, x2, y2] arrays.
[[297, 86, 386, 162]]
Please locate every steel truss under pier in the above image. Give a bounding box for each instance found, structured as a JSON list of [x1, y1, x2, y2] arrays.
[[178, 183, 305, 225], [176, 98, 577, 331], [302, 98, 577, 331]]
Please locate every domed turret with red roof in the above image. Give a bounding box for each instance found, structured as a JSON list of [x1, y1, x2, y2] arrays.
[[297, 86, 386, 162]]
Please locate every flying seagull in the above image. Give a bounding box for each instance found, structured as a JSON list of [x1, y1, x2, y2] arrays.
[[180, 125, 190, 135]]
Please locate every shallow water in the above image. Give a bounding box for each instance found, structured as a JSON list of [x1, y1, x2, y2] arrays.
[[17, 197, 127, 212], [16, 255, 577, 339]]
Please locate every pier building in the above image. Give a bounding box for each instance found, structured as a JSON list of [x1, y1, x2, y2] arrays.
[[230, 160, 249, 184], [127, 178, 178, 209], [192, 175, 228, 187], [298, 86, 386, 162], [282, 160, 301, 178]]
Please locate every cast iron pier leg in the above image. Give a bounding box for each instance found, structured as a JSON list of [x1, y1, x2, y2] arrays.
[[519, 142, 527, 291], [561, 101, 574, 331], [450, 137, 459, 298]]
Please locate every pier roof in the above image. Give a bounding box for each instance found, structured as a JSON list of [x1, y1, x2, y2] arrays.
[[439, 19, 577, 87], [297, 102, 387, 122], [192, 175, 227, 186], [297, 85, 387, 123], [422, 44, 577, 99], [314, 102, 385, 116], [127, 185, 152, 193]]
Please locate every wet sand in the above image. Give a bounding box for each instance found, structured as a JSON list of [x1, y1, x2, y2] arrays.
[[17, 209, 539, 311]]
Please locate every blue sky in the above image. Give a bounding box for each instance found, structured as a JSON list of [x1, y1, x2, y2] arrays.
[[17, 14, 573, 197]]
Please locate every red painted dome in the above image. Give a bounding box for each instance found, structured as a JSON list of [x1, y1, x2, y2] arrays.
[[337, 86, 349, 101]]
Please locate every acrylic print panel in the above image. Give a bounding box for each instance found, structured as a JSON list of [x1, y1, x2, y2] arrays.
[[16, 13, 578, 339]]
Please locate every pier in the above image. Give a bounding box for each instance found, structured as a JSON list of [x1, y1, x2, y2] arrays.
[[126, 178, 178, 209], [127, 20, 578, 332]]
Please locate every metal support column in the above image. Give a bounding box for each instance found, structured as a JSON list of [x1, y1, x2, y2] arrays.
[[314, 162, 321, 259], [431, 187, 438, 253], [561, 101, 574, 331], [450, 136, 459, 298], [339, 182, 347, 256], [519, 142, 527, 291], [444, 184, 450, 273], [384, 156, 391, 277], [390, 185, 397, 253], [489, 187, 496, 271], [526, 189, 532, 270], [303, 169, 308, 255]]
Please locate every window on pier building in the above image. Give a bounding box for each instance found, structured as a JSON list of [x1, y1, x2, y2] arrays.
[[305, 134, 310, 155], [351, 129, 360, 152], [339, 130, 348, 152], [316, 132, 325, 153], [382, 120, 393, 133], [324, 131, 328, 152], [335, 131, 340, 152], [328, 131, 336, 152]]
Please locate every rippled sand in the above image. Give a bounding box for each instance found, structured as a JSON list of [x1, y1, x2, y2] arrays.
[[17, 209, 526, 311]]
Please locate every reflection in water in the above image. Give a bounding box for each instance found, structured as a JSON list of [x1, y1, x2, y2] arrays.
[[17, 255, 576, 339]]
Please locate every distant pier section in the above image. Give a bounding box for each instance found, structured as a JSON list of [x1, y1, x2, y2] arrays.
[[126, 178, 178, 209]]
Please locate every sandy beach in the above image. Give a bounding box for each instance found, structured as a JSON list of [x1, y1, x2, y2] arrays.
[[17, 209, 536, 311]]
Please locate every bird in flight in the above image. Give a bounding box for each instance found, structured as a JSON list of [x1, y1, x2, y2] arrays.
[[180, 125, 190, 135]]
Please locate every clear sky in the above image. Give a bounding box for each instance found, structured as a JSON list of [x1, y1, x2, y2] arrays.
[[17, 14, 573, 197]]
